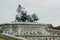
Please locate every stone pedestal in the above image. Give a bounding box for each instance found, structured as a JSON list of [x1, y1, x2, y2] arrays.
[[0, 22, 48, 36]]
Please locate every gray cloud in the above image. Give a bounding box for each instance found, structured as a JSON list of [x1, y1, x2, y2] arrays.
[[0, 0, 60, 26]]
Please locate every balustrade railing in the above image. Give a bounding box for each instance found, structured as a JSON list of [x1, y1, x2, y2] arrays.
[[19, 35, 60, 40]]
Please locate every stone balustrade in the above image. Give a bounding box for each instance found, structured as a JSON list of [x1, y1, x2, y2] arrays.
[[19, 35, 60, 40]]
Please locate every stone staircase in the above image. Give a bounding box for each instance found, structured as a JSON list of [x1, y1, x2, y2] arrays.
[[0, 33, 28, 40]]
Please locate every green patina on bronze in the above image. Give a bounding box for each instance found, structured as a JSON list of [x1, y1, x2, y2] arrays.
[[15, 5, 39, 22]]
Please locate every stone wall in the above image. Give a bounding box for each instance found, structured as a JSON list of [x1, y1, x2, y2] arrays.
[[0, 22, 49, 36]]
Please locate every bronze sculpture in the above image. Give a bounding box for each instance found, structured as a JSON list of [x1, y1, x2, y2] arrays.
[[15, 5, 39, 22]]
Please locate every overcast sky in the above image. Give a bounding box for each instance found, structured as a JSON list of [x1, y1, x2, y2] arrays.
[[0, 0, 60, 26]]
